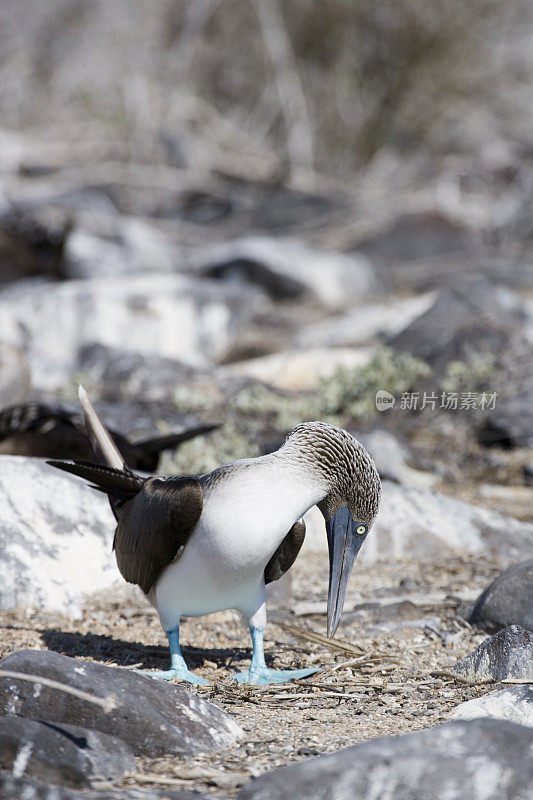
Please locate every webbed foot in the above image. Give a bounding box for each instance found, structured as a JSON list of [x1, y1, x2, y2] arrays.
[[138, 667, 210, 685], [232, 666, 319, 685]]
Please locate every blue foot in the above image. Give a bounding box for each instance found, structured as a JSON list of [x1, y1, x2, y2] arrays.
[[233, 666, 319, 685], [139, 627, 210, 684], [139, 667, 210, 685]]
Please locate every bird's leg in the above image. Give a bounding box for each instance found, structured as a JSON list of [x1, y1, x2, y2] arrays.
[[141, 627, 210, 685], [233, 627, 319, 685]]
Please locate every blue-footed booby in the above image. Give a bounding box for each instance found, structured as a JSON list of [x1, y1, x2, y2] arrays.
[[48, 386, 381, 685], [0, 400, 218, 471]]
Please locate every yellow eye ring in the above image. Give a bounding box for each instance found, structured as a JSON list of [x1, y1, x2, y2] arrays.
[[356, 524, 366, 535]]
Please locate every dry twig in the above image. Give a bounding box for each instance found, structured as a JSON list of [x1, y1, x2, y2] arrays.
[[276, 622, 366, 656], [0, 669, 117, 712]]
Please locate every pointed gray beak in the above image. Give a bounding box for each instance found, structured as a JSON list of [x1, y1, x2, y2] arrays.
[[326, 506, 367, 638]]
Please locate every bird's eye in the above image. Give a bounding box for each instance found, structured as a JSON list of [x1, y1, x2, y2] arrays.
[[356, 524, 367, 535]]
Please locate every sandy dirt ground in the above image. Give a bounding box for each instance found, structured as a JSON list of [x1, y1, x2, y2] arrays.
[[0, 550, 507, 798]]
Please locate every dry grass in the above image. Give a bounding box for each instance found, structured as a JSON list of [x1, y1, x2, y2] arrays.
[[0, 0, 529, 179]]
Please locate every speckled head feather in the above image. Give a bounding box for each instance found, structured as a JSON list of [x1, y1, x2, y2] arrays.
[[283, 421, 381, 525]]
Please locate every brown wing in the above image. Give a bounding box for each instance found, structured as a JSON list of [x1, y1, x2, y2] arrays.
[[113, 476, 203, 594], [264, 519, 306, 585]]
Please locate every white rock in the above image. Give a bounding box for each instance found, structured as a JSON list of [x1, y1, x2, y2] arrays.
[[357, 429, 437, 488], [0, 456, 119, 616], [220, 347, 374, 391], [0, 274, 260, 390], [451, 687, 533, 728], [195, 236, 376, 310], [293, 293, 436, 348], [302, 480, 533, 565], [66, 217, 184, 279]]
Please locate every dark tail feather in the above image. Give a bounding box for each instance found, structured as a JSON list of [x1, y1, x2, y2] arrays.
[[135, 424, 219, 454], [47, 459, 144, 504]]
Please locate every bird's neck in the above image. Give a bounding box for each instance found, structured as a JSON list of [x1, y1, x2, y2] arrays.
[[268, 446, 331, 517]]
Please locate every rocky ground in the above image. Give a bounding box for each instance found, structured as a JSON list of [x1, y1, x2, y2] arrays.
[[0, 552, 508, 798]]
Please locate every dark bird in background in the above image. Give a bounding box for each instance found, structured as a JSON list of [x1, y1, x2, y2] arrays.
[[0, 401, 218, 472], [47, 386, 381, 686]]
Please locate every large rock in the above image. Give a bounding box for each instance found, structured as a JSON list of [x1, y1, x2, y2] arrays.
[[388, 279, 532, 449], [462, 560, 533, 632], [352, 211, 528, 292], [355, 429, 436, 487], [0, 650, 243, 757], [0, 716, 135, 787], [356, 211, 473, 269], [194, 236, 375, 309], [65, 217, 184, 279], [0, 774, 211, 800], [238, 719, 533, 800], [452, 626, 533, 682], [293, 293, 435, 348], [0, 456, 117, 615], [451, 686, 533, 728], [79, 343, 202, 404], [0, 274, 260, 389], [301, 481, 533, 565], [475, 334, 533, 448], [0, 341, 31, 409], [368, 483, 533, 565], [389, 279, 524, 374]]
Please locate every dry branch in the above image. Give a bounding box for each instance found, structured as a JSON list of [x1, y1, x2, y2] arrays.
[[0, 669, 117, 712], [276, 621, 366, 655]]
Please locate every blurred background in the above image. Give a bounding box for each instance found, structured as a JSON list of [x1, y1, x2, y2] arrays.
[[0, 0, 532, 511], [1, 6, 533, 779]]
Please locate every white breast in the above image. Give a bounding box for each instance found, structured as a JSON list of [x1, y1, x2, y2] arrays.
[[151, 457, 326, 630]]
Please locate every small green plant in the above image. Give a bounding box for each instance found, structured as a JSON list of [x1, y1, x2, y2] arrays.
[[439, 353, 496, 394], [163, 347, 433, 473], [160, 421, 261, 476], [319, 347, 431, 422], [230, 383, 322, 431]]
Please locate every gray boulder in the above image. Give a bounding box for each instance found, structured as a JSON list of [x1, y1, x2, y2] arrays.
[[0, 456, 117, 616], [476, 334, 533, 448], [238, 719, 532, 800], [462, 560, 533, 632], [0, 716, 135, 787], [452, 626, 533, 682], [0, 650, 243, 757], [389, 278, 524, 374], [0, 274, 260, 390], [293, 293, 435, 348], [0, 773, 213, 800], [194, 236, 375, 309], [355, 429, 436, 487], [79, 343, 202, 404], [356, 211, 473, 269], [65, 217, 184, 279], [451, 686, 533, 728], [352, 211, 527, 292]]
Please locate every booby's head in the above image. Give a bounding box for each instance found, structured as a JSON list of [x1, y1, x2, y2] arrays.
[[284, 422, 381, 638]]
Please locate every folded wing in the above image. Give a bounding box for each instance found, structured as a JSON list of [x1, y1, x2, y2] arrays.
[[114, 476, 203, 594], [264, 519, 306, 584]]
